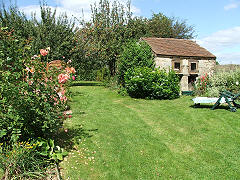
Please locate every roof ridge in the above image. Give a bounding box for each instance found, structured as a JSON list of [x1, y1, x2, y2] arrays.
[[142, 37, 193, 41]]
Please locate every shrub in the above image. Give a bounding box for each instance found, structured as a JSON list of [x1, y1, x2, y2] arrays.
[[0, 27, 75, 144], [124, 67, 180, 99], [194, 71, 240, 97], [194, 73, 210, 96], [208, 71, 240, 96], [117, 40, 155, 85]]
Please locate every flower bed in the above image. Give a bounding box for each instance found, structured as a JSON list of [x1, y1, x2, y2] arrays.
[[0, 27, 75, 179]]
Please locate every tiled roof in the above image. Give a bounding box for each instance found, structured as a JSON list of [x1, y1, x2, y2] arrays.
[[141, 37, 216, 59]]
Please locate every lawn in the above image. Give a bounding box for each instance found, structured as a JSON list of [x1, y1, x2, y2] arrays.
[[60, 82, 240, 179]]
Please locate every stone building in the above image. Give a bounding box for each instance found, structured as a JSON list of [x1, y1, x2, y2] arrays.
[[142, 37, 216, 91]]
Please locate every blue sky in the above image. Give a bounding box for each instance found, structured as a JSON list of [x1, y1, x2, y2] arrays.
[[4, 0, 240, 64]]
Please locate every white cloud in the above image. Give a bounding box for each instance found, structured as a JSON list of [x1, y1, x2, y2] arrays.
[[56, 0, 141, 19], [55, 0, 95, 20], [20, 0, 141, 23], [224, 3, 238, 10], [224, 1, 240, 10], [197, 27, 240, 64], [19, 1, 141, 29], [20, 5, 83, 21], [197, 26, 240, 52]]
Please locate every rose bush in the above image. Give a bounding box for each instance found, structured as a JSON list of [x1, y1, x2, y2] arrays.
[[0, 27, 75, 145]]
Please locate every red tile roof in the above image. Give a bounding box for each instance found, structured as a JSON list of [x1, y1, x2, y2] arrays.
[[142, 37, 216, 59]]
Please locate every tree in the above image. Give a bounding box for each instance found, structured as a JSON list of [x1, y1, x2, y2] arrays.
[[117, 40, 155, 85], [75, 0, 132, 76], [147, 13, 195, 39], [31, 5, 76, 61], [0, 3, 77, 62], [126, 16, 149, 39], [0, 5, 35, 40]]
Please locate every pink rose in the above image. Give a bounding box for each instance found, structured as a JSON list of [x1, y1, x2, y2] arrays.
[[40, 49, 49, 56], [72, 76, 75, 80], [60, 96, 67, 102], [57, 89, 65, 97], [58, 74, 70, 84]]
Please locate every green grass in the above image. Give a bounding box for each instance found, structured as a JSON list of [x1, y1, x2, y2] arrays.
[[60, 82, 240, 179]]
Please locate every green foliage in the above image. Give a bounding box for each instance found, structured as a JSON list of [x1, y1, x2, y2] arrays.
[[0, 26, 75, 178], [31, 5, 76, 61], [1, 1, 195, 81], [0, 5, 35, 40], [0, 142, 48, 179], [75, 2, 195, 80], [124, 67, 180, 99], [126, 12, 195, 39], [96, 67, 111, 82], [74, 0, 132, 77], [117, 40, 155, 85], [205, 71, 240, 97], [0, 4, 76, 62], [194, 71, 240, 97], [0, 28, 71, 144], [36, 138, 68, 163], [147, 13, 195, 39], [194, 73, 210, 96], [126, 17, 149, 39]]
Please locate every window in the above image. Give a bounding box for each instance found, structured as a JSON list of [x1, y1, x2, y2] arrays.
[[191, 63, 197, 71], [189, 60, 199, 73], [174, 62, 180, 70], [172, 59, 181, 73]]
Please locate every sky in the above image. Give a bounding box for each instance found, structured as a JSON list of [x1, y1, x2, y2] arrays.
[[2, 0, 240, 64]]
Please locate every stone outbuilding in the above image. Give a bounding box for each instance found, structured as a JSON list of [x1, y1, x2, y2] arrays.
[[142, 37, 216, 92]]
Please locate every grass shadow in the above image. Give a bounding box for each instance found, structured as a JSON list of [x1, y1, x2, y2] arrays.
[[190, 104, 231, 111], [71, 81, 103, 87], [54, 125, 98, 151]]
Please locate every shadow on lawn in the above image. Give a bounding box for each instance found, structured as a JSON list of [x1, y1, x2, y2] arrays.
[[190, 104, 231, 111], [71, 81, 103, 87], [55, 125, 98, 151]]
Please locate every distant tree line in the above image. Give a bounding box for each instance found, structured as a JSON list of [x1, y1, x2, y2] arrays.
[[0, 0, 195, 80]]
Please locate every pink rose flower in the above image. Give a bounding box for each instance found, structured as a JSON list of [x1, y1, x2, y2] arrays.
[[57, 89, 65, 97], [40, 49, 49, 56], [58, 74, 70, 84], [72, 76, 75, 80], [60, 96, 67, 102]]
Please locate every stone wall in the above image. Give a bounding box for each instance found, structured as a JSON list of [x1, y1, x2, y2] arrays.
[[155, 56, 172, 70], [154, 56, 216, 91], [198, 59, 216, 76]]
